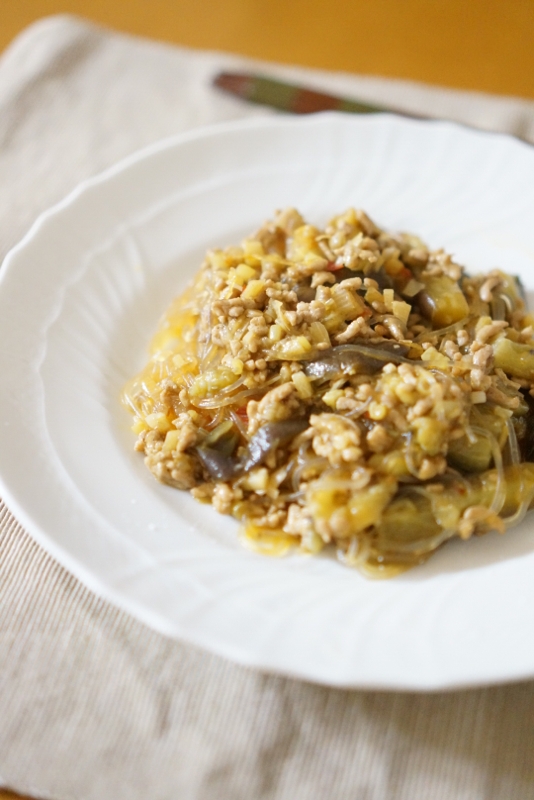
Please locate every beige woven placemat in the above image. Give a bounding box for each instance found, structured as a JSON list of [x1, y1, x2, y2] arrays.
[[2, 15, 534, 800]]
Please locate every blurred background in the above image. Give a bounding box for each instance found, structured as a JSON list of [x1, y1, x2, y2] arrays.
[[3, 0, 534, 98], [0, 4, 533, 800]]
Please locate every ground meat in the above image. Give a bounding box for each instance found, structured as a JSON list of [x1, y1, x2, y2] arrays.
[[246, 383, 301, 435], [212, 483, 242, 514], [309, 414, 363, 467], [146, 451, 201, 490], [173, 413, 199, 452], [122, 206, 534, 576]]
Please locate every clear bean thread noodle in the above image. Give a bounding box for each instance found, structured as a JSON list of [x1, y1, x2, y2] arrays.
[[122, 208, 534, 576]]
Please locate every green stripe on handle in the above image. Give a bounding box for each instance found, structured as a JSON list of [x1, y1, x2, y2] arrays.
[[214, 72, 385, 115]]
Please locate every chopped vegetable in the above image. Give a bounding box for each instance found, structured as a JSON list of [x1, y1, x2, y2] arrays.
[[123, 207, 534, 577]]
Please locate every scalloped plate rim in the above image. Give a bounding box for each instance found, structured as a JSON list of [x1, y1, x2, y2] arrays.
[[1, 113, 534, 691]]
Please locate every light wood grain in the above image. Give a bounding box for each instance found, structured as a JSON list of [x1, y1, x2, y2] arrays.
[[0, 792, 33, 800], [0, 4, 531, 800], [2, 0, 534, 99]]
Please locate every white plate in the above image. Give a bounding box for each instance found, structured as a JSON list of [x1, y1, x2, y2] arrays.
[[2, 114, 534, 691]]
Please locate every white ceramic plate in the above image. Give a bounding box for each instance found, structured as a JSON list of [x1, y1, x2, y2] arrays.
[[2, 114, 534, 691]]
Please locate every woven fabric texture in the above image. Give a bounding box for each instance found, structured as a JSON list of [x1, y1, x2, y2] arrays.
[[1, 15, 534, 800]]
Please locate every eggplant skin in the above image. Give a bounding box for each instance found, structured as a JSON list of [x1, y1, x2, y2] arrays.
[[304, 342, 411, 380], [196, 417, 309, 481], [195, 446, 239, 482], [240, 418, 309, 472]]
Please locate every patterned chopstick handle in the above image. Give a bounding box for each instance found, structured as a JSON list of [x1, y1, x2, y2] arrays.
[[213, 72, 385, 115]]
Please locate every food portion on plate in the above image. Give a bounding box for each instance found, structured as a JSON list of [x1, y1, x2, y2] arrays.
[[122, 207, 534, 576]]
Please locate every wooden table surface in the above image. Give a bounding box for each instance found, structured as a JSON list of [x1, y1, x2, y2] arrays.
[[3, 0, 534, 99], [1, 1, 533, 799]]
